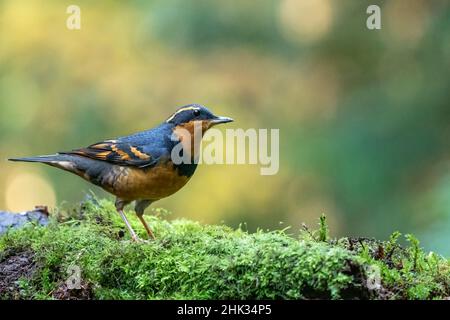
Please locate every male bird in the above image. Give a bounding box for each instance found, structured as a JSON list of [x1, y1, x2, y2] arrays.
[[9, 104, 233, 241]]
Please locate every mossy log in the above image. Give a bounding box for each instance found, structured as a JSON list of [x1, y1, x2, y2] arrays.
[[0, 199, 448, 300]]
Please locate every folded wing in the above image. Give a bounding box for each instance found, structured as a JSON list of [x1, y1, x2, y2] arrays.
[[63, 140, 157, 168]]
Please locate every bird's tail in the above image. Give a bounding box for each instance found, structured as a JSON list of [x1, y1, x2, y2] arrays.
[[9, 153, 89, 177], [9, 154, 107, 187], [8, 154, 66, 164]]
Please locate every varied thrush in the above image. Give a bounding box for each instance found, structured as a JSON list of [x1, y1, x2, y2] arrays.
[[9, 104, 233, 241]]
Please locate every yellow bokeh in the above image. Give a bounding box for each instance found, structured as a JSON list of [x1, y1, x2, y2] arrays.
[[278, 0, 333, 44], [5, 170, 56, 212]]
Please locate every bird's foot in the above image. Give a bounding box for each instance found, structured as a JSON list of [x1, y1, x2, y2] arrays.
[[131, 235, 143, 242], [130, 235, 153, 244]]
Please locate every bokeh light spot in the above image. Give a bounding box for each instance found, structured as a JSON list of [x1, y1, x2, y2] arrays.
[[384, 0, 429, 47], [5, 171, 56, 212], [278, 0, 333, 44]]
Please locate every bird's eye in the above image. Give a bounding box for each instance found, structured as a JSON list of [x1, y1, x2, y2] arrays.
[[193, 109, 200, 117]]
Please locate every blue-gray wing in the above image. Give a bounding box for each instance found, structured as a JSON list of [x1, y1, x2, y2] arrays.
[[61, 126, 173, 167], [61, 139, 166, 168]]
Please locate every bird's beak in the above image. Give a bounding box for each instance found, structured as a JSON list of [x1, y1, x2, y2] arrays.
[[209, 116, 234, 126]]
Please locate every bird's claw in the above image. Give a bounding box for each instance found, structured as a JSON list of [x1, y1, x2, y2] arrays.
[[131, 236, 153, 244]]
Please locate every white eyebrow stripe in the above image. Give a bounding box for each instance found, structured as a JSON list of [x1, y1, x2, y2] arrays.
[[166, 106, 200, 123]]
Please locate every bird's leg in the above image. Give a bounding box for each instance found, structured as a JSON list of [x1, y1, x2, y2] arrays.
[[135, 200, 155, 240], [115, 198, 140, 242]]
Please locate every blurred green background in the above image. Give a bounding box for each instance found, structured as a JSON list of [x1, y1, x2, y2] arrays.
[[1, 1, 449, 255]]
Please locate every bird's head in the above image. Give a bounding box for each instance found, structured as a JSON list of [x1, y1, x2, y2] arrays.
[[166, 104, 233, 131]]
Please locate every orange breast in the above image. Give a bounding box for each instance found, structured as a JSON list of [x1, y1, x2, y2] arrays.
[[101, 161, 191, 201]]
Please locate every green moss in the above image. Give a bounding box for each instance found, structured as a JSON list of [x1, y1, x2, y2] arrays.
[[0, 199, 449, 300]]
